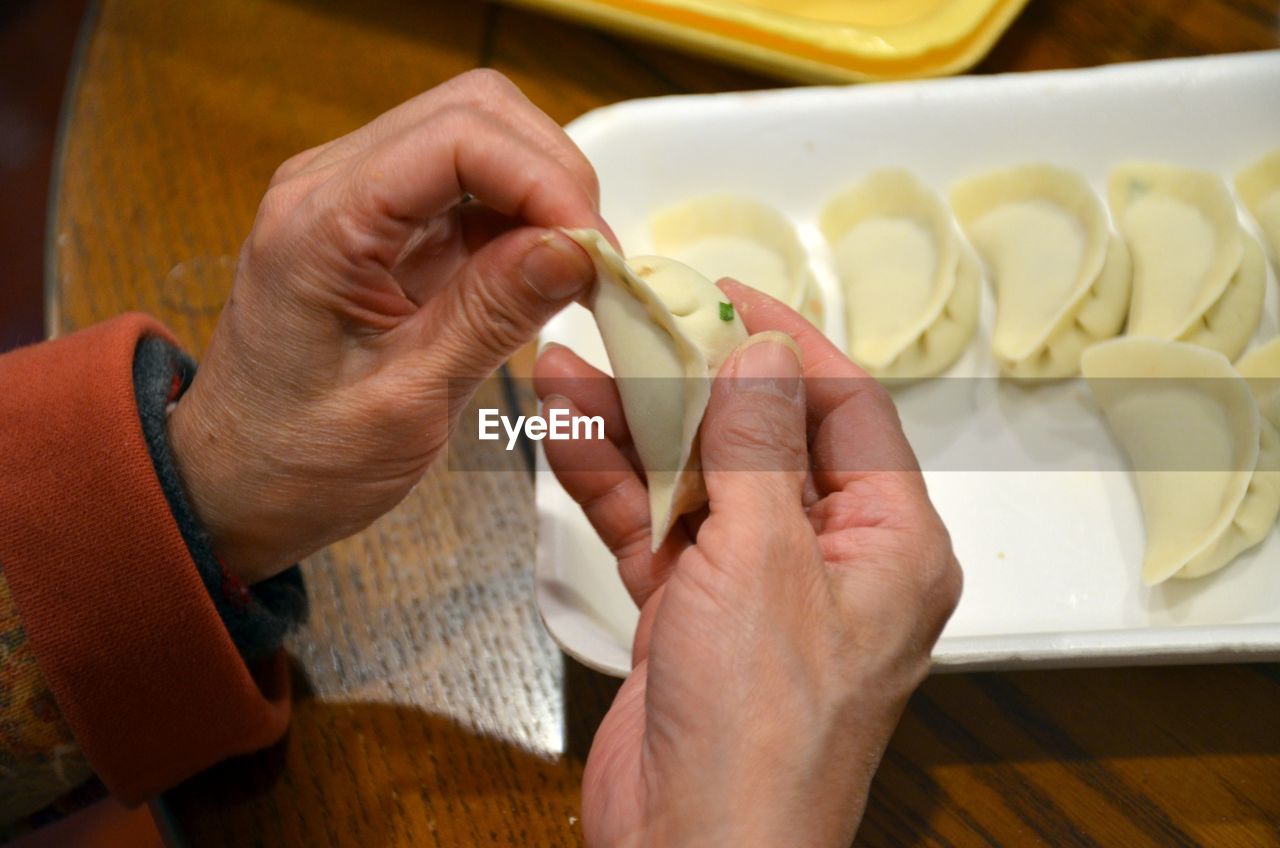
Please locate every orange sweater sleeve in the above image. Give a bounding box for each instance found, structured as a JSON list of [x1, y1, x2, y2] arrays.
[[0, 564, 94, 828], [0, 314, 291, 805]]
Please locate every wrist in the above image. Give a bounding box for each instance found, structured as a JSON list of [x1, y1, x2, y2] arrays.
[[639, 741, 866, 848], [656, 809, 856, 848], [167, 380, 291, 585]]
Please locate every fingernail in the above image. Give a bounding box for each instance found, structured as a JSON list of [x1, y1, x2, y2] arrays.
[[523, 232, 594, 302], [597, 220, 623, 252], [731, 333, 803, 401], [542, 392, 572, 410], [715, 279, 750, 315]]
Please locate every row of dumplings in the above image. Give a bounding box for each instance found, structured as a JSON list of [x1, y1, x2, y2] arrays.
[[646, 149, 1280, 382], [618, 150, 1280, 587], [568, 223, 1280, 587], [566, 242, 1280, 593]]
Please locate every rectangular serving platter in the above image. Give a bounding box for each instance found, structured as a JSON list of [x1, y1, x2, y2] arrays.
[[499, 0, 1029, 83], [535, 52, 1280, 677]]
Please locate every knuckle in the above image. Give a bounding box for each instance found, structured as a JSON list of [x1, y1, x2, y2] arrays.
[[453, 70, 596, 200], [258, 182, 297, 225], [908, 533, 962, 619], [931, 553, 964, 616], [456, 67, 520, 102], [868, 382, 908, 436], [430, 103, 486, 140], [269, 150, 314, 187], [308, 164, 409, 270], [865, 384, 896, 420], [328, 191, 401, 269], [246, 182, 301, 263], [862, 376, 894, 409], [861, 379, 904, 430]]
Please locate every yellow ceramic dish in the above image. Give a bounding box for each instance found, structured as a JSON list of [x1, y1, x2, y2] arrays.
[[500, 0, 1030, 83]]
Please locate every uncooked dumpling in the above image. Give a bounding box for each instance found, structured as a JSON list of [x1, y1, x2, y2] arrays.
[[650, 195, 822, 324], [951, 164, 1131, 378], [1236, 148, 1280, 267], [1110, 162, 1265, 361], [821, 169, 979, 379], [566, 229, 748, 549], [1083, 337, 1280, 584], [1237, 337, 1280, 432]]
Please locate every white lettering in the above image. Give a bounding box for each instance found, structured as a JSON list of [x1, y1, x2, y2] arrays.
[[548, 406, 570, 439], [501, 414, 525, 451], [478, 409, 500, 440], [480, 408, 605, 450], [573, 414, 604, 441]]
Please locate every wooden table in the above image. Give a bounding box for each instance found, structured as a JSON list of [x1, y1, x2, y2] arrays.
[[50, 1, 1280, 845]]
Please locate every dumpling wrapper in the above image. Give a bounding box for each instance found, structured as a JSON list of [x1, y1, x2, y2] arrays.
[[1083, 337, 1280, 585], [822, 169, 979, 380], [566, 229, 748, 550], [951, 164, 1131, 378], [1237, 337, 1280, 432], [1235, 147, 1280, 267], [650, 195, 823, 325], [1110, 162, 1265, 361]]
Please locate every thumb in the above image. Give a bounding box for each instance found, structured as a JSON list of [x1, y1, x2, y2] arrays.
[[701, 331, 808, 521], [419, 226, 594, 380]]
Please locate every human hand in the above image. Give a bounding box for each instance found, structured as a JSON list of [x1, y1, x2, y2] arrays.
[[168, 69, 613, 584], [534, 280, 962, 847]]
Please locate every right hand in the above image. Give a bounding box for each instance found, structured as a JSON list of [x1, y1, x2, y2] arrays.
[[535, 280, 963, 847]]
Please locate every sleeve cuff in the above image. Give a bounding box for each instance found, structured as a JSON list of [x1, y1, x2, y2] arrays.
[[132, 335, 307, 661], [0, 314, 292, 804]]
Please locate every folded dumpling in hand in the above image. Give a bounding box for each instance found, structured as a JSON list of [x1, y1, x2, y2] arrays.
[[1083, 337, 1280, 585], [1237, 337, 1280, 432], [951, 164, 1130, 378], [566, 229, 748, 550], [1109, 162, 1266, 361], [821, 169, 980, 380], [1236, 148, 1280, 268], [650, 195, 823, 325]]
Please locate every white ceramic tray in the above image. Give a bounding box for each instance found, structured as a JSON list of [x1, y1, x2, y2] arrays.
[[535, 52, 1280, 678]]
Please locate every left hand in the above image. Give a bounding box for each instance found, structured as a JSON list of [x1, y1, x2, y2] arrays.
[[169, 69, 613, 584]]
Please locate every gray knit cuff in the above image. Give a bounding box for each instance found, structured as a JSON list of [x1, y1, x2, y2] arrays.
[[132, 335, 307, 661]]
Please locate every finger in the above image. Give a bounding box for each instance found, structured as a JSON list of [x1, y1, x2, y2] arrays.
[[541, 394, 682, 606], [297, 70, 601, 207], [718, 278, 878, 420], [390, 203, 554, 309], [700, 332, 809, 522], [439, 70, 600, 207], [417, 227, 594, 382], [533, 343, 633, 448], [811, 392, 922, 485], [717, 278, 923, 491], [330, 107, 606, 270]]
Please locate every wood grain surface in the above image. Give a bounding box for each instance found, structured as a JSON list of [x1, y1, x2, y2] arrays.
[[49, 1, 1280, 845]]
